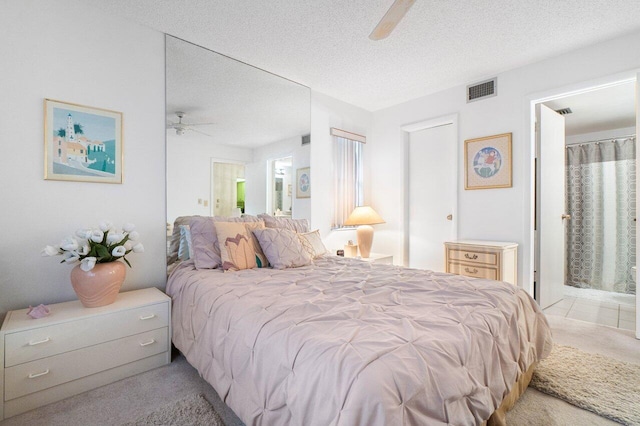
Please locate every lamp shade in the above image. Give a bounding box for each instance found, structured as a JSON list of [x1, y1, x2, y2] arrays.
[[344, 206, 385, 226]]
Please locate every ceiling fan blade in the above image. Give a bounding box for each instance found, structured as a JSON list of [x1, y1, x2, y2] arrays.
[[187, 122, 216, 127], [369, 0, 416, 41], [190, 127, 213, 137]]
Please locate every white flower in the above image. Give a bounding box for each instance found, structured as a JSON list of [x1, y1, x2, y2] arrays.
[[107, 233, 124, 245], [124, 241, 133, 250], [90, 230, 104, 243], [123, 223, 136, 232], [42, 245, 60, 256], [112, 246, 126, 257], [99, 221, 114, 232], [128, 231, 140, 241], [80, 257, 97, 271], [78, 244, 90, 256], [63, 251, 80, 263], [132, 243, 145, 253], [60, 237, 79, 251], [75, 229, 92, 239]]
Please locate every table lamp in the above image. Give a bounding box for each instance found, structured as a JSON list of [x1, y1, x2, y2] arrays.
[[344, 206, 385, 258]]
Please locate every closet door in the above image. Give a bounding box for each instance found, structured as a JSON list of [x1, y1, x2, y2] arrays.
[[408, 124, 456, 271]]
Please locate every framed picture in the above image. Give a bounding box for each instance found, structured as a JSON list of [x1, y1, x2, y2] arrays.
[[44, 99, 123, 183], [465, 133, 512, 190], [296, 167, 310, 198]]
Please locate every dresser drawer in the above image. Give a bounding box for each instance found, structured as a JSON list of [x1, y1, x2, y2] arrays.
[[448, 262, 498, 280], [5, 302, 168, 367], [4, 328, 168, 401], [448, 249, 497, 266]]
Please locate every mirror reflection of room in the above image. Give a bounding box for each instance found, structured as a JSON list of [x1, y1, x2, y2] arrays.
[[270, 156, 292, 217]]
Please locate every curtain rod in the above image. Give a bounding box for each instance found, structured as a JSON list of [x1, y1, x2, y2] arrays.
[[330, 127, 366, 143], [566, 134, 636, 148]]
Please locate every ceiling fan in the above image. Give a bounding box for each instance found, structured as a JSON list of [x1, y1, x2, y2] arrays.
[[166, 112, 215, 136], [369, 0, 416, 41]]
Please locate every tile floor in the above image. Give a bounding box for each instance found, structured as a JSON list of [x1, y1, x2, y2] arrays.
[[543, 287, 636, 331]]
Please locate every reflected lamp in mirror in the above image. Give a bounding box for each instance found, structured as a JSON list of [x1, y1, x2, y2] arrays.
[[344, 206, 385, 258]]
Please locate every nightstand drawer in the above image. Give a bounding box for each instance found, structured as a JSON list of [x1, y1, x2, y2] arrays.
[[448, 262, 498, 280], [448, 249, 497, 266], [4, 328, 168, 401], [5, 303, 168, 367]]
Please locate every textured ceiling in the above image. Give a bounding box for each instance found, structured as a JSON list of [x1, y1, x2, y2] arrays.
[[85, 0, 640, 111], [544, 81, 636, 137]]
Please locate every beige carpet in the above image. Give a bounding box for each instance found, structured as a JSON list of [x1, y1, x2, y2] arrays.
[[531, 344, 640, 425], [123, 394, 223, 426]]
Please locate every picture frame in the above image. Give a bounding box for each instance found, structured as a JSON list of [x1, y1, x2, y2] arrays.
[[464, 133, 512, 190], [296, 167, 310, 198], [44, 99, 123, 184]]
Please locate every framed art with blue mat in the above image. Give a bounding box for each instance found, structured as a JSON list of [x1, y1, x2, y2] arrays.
[[465, 133, 512, 190]]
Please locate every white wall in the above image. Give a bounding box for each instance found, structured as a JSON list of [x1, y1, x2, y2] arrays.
[[310, 92, 372, 252], [167, 135, 252, 223], [0, 0, 166, 315], [247, 135, 310, 219], [369, 30, 640, 291]]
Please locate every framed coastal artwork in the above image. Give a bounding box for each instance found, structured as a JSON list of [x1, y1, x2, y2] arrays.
[[44, 99, 123, 183], [465, 133, 512, 190], [296, 167, 310, 198]]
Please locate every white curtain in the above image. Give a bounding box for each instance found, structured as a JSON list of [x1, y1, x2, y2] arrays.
[[333, 136, 363, 228]]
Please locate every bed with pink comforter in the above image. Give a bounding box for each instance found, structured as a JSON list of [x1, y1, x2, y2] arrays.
[[166, 255, 552, 425]]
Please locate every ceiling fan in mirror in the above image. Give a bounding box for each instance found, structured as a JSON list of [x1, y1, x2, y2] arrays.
[[369, 0, 416, 41], [166, 111, 215, 136]]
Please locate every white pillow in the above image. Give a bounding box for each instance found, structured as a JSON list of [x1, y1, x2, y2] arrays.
[[252, 228, 312, 269], [298, 230, 327, 258]]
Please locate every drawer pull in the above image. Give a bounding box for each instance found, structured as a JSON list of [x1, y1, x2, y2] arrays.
[[139, 339, 156, 347], [28, 369, 50, 379], [464, 253, 478, 260], [28, 337, 51, 346], [139, 314, 156, 320], [465, 267, 478, 274]]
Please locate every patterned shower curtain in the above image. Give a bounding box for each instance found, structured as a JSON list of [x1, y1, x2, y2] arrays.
[[565, 136, 636, 294]]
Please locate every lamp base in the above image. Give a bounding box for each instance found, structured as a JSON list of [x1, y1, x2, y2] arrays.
[[356, 225, 374, 258]]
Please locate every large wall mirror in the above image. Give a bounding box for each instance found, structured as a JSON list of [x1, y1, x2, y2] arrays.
[[166, 35, 311, 233]]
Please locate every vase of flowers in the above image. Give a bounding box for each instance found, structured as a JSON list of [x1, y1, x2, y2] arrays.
[[43, 221, 144, 308]]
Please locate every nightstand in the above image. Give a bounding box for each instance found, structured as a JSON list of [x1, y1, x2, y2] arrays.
[[359, 253, 394, 265], [0, 287, 171, 419], [444, 240, 517, 285]]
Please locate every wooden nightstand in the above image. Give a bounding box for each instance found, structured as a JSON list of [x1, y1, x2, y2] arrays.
[[444, 240, 517, 285], [0, 287, 170, 419], [359, 253, 394, 265]]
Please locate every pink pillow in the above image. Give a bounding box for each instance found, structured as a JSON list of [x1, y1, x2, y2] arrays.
[[190, 215, 262, 269]]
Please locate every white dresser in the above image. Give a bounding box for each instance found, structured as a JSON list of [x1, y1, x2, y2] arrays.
[[444, 240, 518, 285], [359, 253, 394, 265], [0, 287, 170, 419]]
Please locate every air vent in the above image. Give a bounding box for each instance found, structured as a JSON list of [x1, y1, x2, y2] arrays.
[[301, 134, 311, 145], [467, 78, 497, 103], [555, 107, 573, 115]]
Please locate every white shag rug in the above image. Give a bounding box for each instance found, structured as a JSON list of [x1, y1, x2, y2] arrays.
[[123, 394, 224, 426], [531, 345, 640, 425]]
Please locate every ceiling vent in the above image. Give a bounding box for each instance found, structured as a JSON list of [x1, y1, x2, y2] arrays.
[[301, 134, 311, 145], [555, 107, 573, 115], [467, 78, 497, 103]]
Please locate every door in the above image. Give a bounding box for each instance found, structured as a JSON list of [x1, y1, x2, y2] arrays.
[[636, 73, 639, 339], [212, 162, 245, 216], [408, 124, 456, 271], [536, 104, 567, 309]]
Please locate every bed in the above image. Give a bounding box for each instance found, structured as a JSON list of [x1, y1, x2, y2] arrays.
[[166, 250, 552, 425]]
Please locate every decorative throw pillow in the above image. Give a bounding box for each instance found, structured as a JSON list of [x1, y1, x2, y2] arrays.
[[215, 222, 268, 271], [257, 214, 309, 233], [190, 215, 262, 269], [177, 225, 193, 261], [298, 230, 327, 259], [167, 215, 198, 265], [252, 228, 312, 270]]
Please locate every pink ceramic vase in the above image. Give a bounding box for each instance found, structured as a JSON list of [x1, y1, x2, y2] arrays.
[[70, 261, 126, 308]]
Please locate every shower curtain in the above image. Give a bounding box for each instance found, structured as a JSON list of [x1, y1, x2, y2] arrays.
[[565, 136, 636, 294]]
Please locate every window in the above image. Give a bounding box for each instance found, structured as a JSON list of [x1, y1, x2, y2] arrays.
[[332, 128, 365, 228]]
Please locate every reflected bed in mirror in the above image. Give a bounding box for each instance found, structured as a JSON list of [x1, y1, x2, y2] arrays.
[[165, 35, 311, 264]]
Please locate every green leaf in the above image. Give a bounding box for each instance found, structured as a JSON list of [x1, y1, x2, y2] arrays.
[[123, 257, 132, 268], [95, 245, 110, 259]]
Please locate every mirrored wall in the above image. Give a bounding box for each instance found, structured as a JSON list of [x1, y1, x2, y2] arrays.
[[165, 35, 311, 231]]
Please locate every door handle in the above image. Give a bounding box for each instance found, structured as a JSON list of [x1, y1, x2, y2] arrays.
[[561, 214, 571, 220], [446, 214, 453, 221]]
